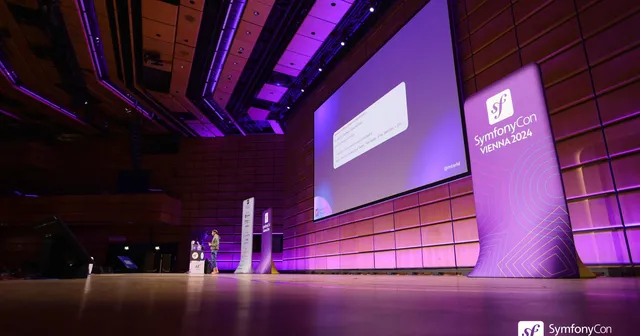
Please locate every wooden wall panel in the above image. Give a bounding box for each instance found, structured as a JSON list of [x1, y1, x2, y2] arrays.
[[282, 0, 640, 270], [0, 135, 285, 272]]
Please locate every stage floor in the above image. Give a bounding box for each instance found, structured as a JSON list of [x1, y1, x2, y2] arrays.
[[0, 274, 639, 335]]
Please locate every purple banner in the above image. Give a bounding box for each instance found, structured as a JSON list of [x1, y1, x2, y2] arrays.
[[255, 208, 276, 274], [465, 64, 579, 278]]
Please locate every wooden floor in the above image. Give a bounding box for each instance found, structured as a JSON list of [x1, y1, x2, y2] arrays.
[[0, 274, 639, 335]]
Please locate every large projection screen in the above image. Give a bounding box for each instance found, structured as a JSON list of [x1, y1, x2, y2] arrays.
[[313, 0, 468, 221]]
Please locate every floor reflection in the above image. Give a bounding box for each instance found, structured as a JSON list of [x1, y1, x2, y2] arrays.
[[0, 274, 638, 336]]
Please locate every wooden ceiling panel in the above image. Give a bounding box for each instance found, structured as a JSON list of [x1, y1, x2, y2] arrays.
[[297, 15, 335, 42], [6, 0, 38, 9], [256, 83, 287, 102], [273, 64, 301, 77], [173, 43, 195, 63], [175, 5, 202, 48], [97, 15, 114, 44], [153, 92, 188, 113], [277, 50, 311, 71], [142, 36, 175, 56], [225, 54, 248, 72], [142, 0, 179, 26], [93, 0, 109, 16], [229, 38, 255, 60], [169, 58, 192, 96], [256, 0, 275, 6], [142, 18, 176, 44], [60, 7, 86, 46], [242, 1, 272, 27], [19, 25, 49, 46], [236, 20, 261, 45], [308, 0, 353, 24], [180, 0, 205, 11], [217, 67, 243, 94], [286, 33, 323, 57], [213, 91, 232, 108]]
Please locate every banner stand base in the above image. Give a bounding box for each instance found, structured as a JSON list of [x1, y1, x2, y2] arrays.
[[270, 261, 279, 274], [577, 257, 596, 279]]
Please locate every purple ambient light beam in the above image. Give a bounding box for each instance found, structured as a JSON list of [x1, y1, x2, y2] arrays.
[[0, 59, 82, 121], [0, 108, 20, 120], [75, 0, 154, 120]]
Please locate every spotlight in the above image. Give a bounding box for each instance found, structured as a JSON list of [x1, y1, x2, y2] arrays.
[[369, 7, 375, 12], [84, 101, 88, 105], [155, 246, 160, 251], [301, 89, 305, 92], [124, 246, 129, 251], [340, 41, 345, 46], [318, 68, 323, 72], [286, 106, 290, 110]]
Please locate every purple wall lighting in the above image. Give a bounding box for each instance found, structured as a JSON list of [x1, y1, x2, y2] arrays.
[[464, 64, 579, 278], [0, 108, 20, 120], [75, 0, 154, 120], [282, 0, 640, 272], [203, 0, 246, 96], [0, 58, 82, 122]]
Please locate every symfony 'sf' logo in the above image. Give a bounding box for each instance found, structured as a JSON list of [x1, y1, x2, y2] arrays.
[[518, 321, 544, 336], [486, 88, 514, 125]]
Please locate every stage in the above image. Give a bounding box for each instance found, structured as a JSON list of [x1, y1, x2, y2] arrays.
[[0, 274, 638, 335]]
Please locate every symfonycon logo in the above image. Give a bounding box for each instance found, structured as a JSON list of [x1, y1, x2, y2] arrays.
[[519, 321, 545, 336], [486, 88, 514, 125]]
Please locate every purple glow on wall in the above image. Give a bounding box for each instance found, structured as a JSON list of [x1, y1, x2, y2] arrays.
[[75, 0, 154, 120], [465, 64, 579, 278], [282, 0, 639, 273]]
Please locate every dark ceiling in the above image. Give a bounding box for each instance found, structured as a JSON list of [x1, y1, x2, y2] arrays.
[[0, 0, 395, 140]]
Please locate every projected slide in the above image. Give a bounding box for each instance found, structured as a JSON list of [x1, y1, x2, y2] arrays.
[[333, 82, 408, 169], [313, 0, 468, 220]]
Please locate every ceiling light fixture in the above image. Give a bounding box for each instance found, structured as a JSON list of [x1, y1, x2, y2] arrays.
[[301, 89, 305, 92], [369, 7, 375, 12], [286, 106, 290, 110], [341, 41, 345, 46], [318, 68, 323, 72]]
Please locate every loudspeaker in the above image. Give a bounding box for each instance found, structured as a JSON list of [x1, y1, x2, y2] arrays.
[[34, 217, 91, 279]]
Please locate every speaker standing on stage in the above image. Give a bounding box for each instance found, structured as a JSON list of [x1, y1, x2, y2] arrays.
[[208, 230, 220, 274]]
